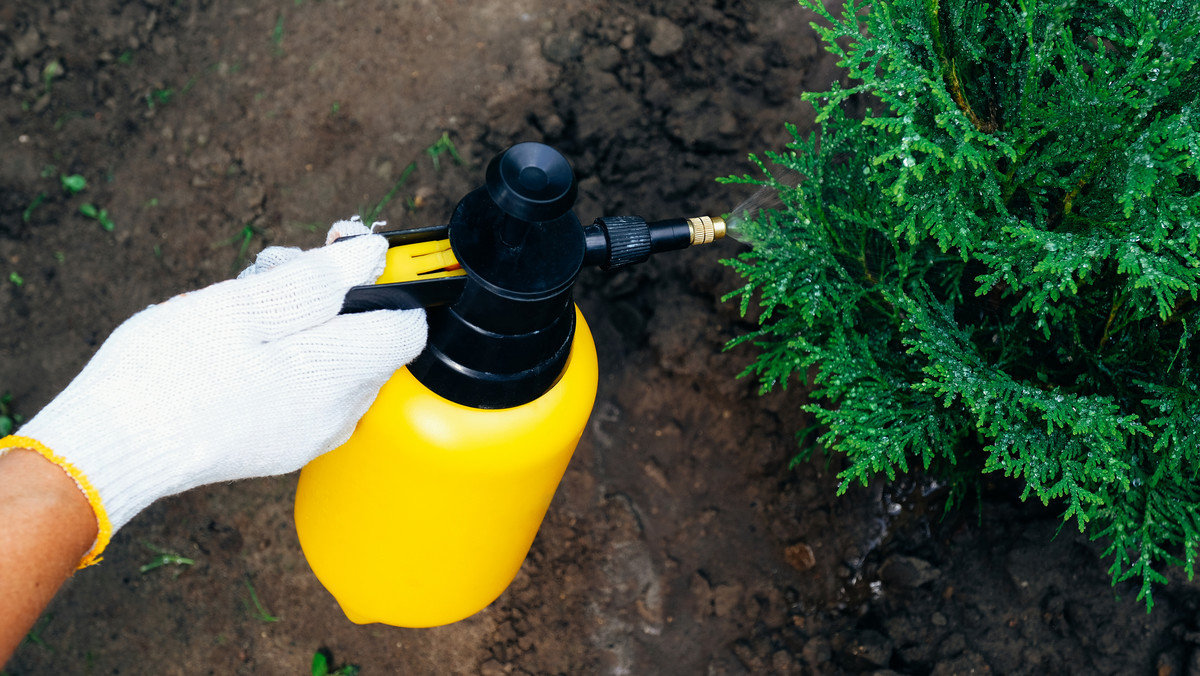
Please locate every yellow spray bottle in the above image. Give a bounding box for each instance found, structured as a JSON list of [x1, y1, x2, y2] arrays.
[[294, 143, 725, 627]]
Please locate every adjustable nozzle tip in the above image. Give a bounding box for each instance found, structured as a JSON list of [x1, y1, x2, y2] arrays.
[[686, 216, 727, 246]]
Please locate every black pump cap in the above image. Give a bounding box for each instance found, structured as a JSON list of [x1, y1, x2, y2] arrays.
[[486, 142, 577, 222], [410, 143, 585, 409]]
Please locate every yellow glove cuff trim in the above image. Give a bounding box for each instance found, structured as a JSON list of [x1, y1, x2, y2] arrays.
[[0, 435, 113, 568]]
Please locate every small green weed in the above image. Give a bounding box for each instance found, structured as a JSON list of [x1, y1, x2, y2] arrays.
[[244, 578, 279, 623], [426, 131, 463, 171], [360, 161, 417, 225], [271, 14, 286, 54], [8, 272, 24, 288], [0, 393, 23, 436], [80, 203, 115, 232], [54, 111, 86, 130], [23, 614, 53, 651], [213, 223, 263, 271], [41, 60, 64, 93], [60, 173, 87, 195], [312, 649, 360, 676], [139, 541, 195, 577], [21, 193, 46, 223], [356, 132, 465, 225], [146, 88, 173, 110]]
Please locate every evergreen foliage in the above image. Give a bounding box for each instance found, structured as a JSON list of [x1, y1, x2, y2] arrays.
[[724, 0, 1200, 608]]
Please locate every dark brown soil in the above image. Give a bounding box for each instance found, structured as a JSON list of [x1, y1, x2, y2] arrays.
[[3, 1, 1199, 674]]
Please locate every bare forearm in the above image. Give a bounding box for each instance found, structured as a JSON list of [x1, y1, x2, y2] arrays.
[[0, 449, 98, 666]]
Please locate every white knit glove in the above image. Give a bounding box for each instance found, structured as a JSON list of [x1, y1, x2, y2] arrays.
[[1, 219, 426, 565]]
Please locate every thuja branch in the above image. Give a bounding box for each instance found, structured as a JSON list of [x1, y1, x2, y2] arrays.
[[728, 0, 1200, 610], [925, 0, 988, 132]]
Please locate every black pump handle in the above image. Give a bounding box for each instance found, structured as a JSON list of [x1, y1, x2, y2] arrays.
[[340, 277, 467, 314], [336, 224, 463, 314]]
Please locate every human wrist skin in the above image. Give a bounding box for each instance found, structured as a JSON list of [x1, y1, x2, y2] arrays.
[[0, 435, 111, 567], [0, 447, 100, 664]]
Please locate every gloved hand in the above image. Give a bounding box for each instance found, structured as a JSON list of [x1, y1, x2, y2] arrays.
[[0, 219, 426, 565]]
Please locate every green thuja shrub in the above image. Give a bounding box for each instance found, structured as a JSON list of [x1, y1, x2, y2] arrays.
[[724, 0, 1200, 608]]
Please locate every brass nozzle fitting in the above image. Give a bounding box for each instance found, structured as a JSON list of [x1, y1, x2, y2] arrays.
[[686, 216, 727, 246]]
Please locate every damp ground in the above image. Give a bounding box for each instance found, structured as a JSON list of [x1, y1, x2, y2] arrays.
[[4, 1, 1200, 674]]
